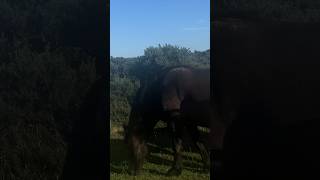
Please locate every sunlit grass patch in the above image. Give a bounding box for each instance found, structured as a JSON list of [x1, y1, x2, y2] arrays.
[[110, 123, 210, 180]]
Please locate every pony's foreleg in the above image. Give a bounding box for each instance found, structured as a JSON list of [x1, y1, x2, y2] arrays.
[[166, 112, 184, 176]]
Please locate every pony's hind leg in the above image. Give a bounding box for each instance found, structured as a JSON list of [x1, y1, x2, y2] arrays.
[[166, 113, 184, 176]]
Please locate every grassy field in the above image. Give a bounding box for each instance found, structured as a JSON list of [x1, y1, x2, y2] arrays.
[[110, 122, 210, 180]]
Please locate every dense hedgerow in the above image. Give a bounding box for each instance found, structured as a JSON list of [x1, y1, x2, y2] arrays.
[[0, 0, 98, 179]]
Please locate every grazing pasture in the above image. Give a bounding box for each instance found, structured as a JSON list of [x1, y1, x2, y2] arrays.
[[110, 122, 210, 180]]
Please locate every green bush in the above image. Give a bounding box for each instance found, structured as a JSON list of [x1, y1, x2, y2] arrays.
[[110, 76, 139, 122], [0, 0, 100, 178], [0, 43, 96, 179]]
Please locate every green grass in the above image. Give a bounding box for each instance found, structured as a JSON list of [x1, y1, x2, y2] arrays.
[[110, 123, 210, 180]]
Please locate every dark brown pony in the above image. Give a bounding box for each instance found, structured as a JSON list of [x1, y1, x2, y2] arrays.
[[212, 18, 320, 179], [123, 66, 226, 176]]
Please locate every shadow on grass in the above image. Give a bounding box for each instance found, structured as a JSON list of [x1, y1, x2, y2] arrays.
[[150, 146, 204, 165], [110, 139, 129, 165], [110, 135, 209, 176]]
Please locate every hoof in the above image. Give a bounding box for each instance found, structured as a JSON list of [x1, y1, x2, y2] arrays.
[[166, 167, 182, 176]]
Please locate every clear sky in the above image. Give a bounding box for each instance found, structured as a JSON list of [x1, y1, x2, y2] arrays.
[[111, 0, 210, 58]]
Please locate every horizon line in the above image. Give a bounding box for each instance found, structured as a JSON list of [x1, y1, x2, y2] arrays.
[[111, 48, 210, 58]]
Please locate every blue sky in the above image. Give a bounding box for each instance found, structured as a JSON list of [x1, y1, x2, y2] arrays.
[[111, 0, 210, 57]]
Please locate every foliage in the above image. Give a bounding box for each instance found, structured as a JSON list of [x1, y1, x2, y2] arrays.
[[0, 0, 98, 179], [0, 43, 96, 179], [131, 44, 210, 83]]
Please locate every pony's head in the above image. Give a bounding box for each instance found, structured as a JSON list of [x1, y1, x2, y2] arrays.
[[123, 103, 149, 175], [123, 67, 180, 175]]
